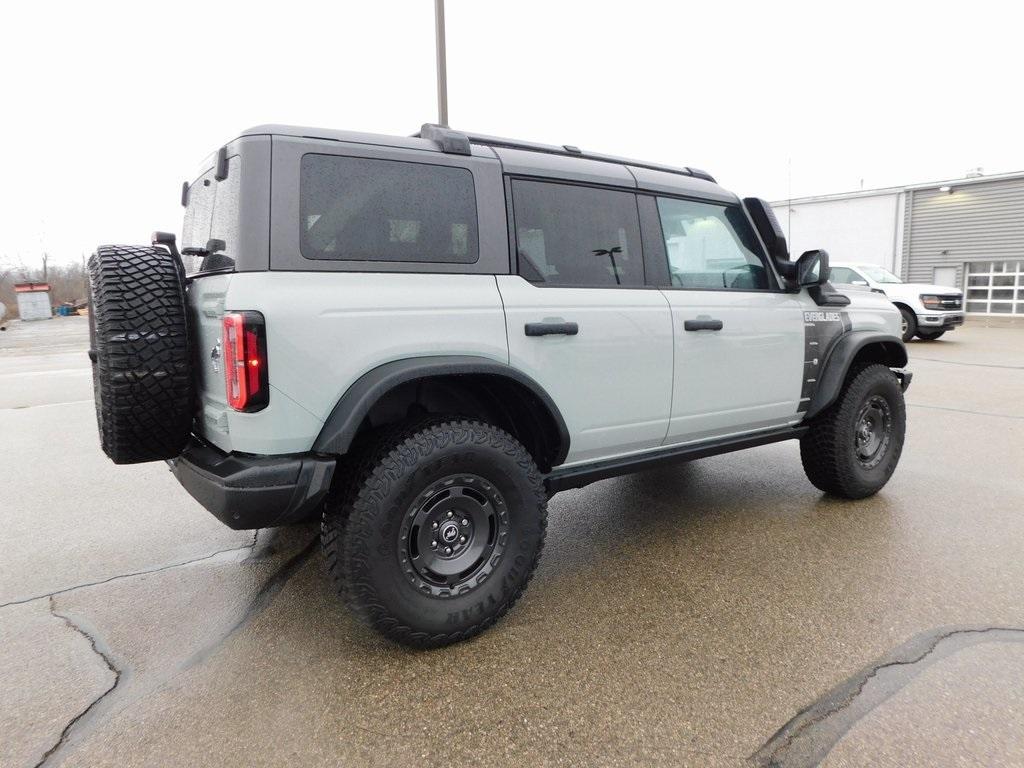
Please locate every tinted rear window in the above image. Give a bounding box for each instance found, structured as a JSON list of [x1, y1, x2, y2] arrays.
[[182, 156, 240, 272], [299, 154, 479, 263]]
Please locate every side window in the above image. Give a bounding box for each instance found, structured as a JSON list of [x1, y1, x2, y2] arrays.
[[656, 197, 771, 290], [511, 179, 644, 287], [299, 154, 479, 263], [829, 267, 857, 284]]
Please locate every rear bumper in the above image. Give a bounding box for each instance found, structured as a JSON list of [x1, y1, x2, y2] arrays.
[[169, 438, 335, 530]]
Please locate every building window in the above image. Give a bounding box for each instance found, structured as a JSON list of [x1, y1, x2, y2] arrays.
[[964, 260, 1024, 315]]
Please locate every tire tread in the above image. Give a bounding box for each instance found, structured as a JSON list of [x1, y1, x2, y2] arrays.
[[88, 245, 192, 464], [321, 419, 547, 648], [800, 363, 905, 499]]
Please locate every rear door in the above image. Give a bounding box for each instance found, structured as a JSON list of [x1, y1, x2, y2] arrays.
[[648, 195, 805, 444], [498, 178, 674, 466], [182, 157, 242, 452]]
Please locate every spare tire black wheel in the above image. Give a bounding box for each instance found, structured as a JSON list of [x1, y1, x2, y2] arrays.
[[87, 245, 193, 464]]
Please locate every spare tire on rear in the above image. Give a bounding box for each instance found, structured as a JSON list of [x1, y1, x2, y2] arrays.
[[87, 245, 193, 464]]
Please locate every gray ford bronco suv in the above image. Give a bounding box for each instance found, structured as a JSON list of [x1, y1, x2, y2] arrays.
[[87, 124, 911, 647]]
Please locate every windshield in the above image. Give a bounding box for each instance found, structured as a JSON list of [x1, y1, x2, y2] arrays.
[[859, 265, 902, 284]]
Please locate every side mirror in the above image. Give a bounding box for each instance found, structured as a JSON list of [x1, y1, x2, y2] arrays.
[[743, 197, 794, 281], [797, 249, 830, 287], [851, 279, 868, 286]]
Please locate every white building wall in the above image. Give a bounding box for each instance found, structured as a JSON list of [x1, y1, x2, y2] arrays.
[[771, 192, 903, 271]]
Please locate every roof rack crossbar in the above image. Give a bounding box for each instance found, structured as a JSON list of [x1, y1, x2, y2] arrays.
[[415, 124, 715, 183]]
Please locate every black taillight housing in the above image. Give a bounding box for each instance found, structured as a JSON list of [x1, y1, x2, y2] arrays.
[[222, 311, 269, 412]]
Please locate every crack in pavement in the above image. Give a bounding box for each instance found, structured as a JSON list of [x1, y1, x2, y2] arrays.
[[23, 530, 316, 768], [907, 402, 1024, 421], [911, 357, 1024, 370], [751, 626, 1024, 768], [1, 399, 94, 411], [33, 597, 126, 768], [182, 535, 318, 669], [0, 533, 260, 610]]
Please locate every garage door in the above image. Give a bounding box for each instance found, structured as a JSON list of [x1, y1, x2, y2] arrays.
[[17, 291, 52, 321], [965, 260, 1024, 315]]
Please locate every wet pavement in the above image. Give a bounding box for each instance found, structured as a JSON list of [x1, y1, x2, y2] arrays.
[[2, 316, 1023, 767]]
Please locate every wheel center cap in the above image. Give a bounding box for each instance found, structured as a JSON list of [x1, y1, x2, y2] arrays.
[[440, 522, 460, 543]]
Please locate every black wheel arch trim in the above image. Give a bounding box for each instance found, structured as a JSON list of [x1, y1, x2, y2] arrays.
[[311, 355, 571, 467], [803, 331, 908, 420]]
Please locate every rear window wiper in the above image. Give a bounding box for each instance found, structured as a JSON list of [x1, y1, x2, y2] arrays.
[[182, 238, 227, 259]]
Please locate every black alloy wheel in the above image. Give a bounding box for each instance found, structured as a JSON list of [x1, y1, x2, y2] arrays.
[[400, 474, 510, 598], [853, 394, 893, 470]]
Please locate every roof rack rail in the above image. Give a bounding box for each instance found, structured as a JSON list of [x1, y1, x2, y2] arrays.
[[415, 123, 716, 183], [418, 124, 472, 155]]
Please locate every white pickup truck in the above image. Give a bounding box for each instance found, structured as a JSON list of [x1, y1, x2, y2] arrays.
[[829, 262, 965, 342]]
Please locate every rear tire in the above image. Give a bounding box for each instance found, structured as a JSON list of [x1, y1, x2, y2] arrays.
[[322, 419, 547, 648], [898, 306, 917, 342], [87, 245, 192, 464], [800, 363, 906, 499]]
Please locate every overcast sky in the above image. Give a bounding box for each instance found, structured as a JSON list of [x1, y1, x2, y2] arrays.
[[2, 0, 1020, 266]]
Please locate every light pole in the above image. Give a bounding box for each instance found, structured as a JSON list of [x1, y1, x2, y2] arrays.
[[434, 0, 448, 126]]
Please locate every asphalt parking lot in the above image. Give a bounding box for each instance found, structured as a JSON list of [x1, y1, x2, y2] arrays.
[[2, 316, 1023, 767]]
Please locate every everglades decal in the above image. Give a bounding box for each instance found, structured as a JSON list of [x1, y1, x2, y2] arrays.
[[798, 310, 852, 413], [803, 311, 842, 323]]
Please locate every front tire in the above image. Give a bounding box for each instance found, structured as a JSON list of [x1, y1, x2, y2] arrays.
[[800, 363, 906, 499], [322, 420, 547, 648], [898, 306, 917, 342]]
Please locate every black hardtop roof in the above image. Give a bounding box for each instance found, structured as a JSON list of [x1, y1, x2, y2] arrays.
[[238, 123, 716, 184]]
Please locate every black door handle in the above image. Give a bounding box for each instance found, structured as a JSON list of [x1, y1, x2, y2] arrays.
[[525, 321, 579, 337], [684, 318, 723, 332]]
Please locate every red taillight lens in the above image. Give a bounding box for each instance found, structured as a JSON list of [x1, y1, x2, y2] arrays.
[[222, 311, 269, 412]]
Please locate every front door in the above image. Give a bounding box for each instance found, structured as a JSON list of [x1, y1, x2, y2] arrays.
[[652, 196, 805, 444], [498, 178, 674, 465]]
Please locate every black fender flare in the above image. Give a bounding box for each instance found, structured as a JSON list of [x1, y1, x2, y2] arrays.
[[311, 355, 571, 466], [803, 331, 908, 420]]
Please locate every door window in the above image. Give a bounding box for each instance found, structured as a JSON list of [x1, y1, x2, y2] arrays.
[[656, 197, 771, 290], [511, 179, 644, 287]]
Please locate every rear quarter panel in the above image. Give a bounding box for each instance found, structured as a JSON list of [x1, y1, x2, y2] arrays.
[[216, 272, 509, 454]]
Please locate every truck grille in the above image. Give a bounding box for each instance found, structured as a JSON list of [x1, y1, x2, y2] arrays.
[[937, 294, 963, 310]]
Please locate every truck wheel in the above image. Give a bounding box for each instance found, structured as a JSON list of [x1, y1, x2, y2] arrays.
[[916, 330, 945, 341], [87, 245, 192, 464], [898, 306, 917, 342], [799, 363, 906, 499], [322, 419, 547, 647]]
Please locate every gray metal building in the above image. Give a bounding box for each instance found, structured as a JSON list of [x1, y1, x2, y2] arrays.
[[774, 170, 1024, 317], [902, 173, 1024, 316]]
